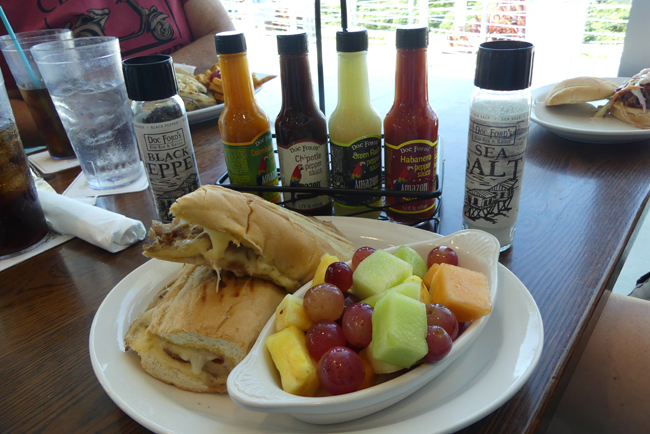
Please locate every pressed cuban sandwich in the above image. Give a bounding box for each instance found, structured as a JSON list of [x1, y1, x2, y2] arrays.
[[143, 185, 356, 292], [125, 264, 285, 393]]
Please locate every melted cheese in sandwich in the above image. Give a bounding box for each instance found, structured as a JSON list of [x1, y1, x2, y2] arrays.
[[156, 336, 233, 377]]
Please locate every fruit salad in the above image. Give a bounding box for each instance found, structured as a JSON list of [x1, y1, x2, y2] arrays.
[[265, 244, 492, 397]]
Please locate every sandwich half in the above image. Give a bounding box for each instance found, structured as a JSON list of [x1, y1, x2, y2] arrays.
[[143, 186, 355, 292], [124, 264, 286, 393], [545, 76, 618, 106]]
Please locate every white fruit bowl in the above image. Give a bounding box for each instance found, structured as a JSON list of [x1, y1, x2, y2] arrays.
[[227, 229, 500, 424]]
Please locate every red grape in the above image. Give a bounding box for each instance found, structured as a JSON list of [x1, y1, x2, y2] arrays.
[[305, 321, 346, 361], [352, 246, 376, 270], [343, 292, 360, 312], [325, 262, 353, 292], [303, 283, 345, 322], [458, 321, 471, 337], [342, 303, 373, 348], [426, 303, 459, 340], [424, 326, 452, 362], [317, 347, 365, 395], [427, 246, 459, 268]]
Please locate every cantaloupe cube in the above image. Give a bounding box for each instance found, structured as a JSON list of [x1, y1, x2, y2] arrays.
[[428, 263, 491, 322], [265, 326, 319, 396], [422, 263, 440, 289]]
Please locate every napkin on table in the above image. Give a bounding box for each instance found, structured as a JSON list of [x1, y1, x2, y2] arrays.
[[37, 189, 146, 253]]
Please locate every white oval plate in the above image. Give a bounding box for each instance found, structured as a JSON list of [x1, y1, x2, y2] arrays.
[[89, 217, 544, 434], [531, 77, 650, 144], [227, 230, 500, 424]]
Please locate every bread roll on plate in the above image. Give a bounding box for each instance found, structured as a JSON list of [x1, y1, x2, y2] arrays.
[[545, 77, 618, 106], [143, 186, 355, 292], [125, 264, 286, 393]]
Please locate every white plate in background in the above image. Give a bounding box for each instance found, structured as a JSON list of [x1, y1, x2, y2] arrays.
[[531, 77, 650, 144], [89, 217, 544, 434], [185, 73, 274, 125]]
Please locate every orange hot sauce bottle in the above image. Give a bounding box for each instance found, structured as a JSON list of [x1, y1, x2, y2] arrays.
[[384, 26, 438, 221], [216, 31, 280, 203]]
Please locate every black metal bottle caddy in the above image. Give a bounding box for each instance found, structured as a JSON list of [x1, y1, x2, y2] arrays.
[[215, 0, 443, 231]]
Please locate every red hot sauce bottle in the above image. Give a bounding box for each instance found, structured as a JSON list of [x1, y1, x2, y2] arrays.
[[384, 26, 439, 222], [275, 32, 331, 215]]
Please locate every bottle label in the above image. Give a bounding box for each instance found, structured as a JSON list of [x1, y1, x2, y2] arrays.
[[330, 135, 381, 206], [385, 138, 437, 214], [277, 138, 330, 211], [463, 109, 530, 230], [134, 116, 201, 223], [222, 130, 280, 202]]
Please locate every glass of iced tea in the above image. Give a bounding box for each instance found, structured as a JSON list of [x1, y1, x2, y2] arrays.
[[0, 29, 76, 160], [0, 70, 49, 259]]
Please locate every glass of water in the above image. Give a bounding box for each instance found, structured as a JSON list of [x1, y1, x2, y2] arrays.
[[31, 37, 143, 190]]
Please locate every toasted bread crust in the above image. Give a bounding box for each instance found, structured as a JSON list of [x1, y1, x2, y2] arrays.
[[545, 77, 618, 106], [145, 186, 355, 291], [125, 264, 286, 393]]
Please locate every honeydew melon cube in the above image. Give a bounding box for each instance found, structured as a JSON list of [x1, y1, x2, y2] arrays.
[[393, 246, 428, 278], [362, 281, 421, 307], [372, 292, 428, 369], [351, 250, 413, 300]]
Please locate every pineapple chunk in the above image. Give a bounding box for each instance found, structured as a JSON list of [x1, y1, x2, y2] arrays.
[[405, 275, 431, 304], [275, 294, 313, 332], [312, 253, 339, 286], [265, 326, 320, 396]]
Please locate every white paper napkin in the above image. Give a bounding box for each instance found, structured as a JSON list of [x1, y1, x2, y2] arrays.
[[63, 162, 149, 200], [38, 189, 146, 253], [28, 150, 80, 174]]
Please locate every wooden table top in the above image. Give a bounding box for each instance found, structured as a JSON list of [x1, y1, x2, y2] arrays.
[[2, 75, 650, 434]]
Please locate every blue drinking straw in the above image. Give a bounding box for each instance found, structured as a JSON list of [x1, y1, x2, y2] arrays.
[[0, 6, 41, 88]]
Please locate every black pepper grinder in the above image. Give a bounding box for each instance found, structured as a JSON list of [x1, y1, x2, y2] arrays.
[[123, 54, 201, 223]]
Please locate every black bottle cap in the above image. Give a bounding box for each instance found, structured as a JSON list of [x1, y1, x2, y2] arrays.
[[396, 25, 428, 49], [474, 40, 535, 91], [277, 32, 308, 55], [215, 31, 247, 55], [336, 27, 368, 52], [123, 54, 178, 102]]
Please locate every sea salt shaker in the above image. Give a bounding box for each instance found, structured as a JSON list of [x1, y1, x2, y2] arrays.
[[123, 54, 201, 223], [462, 41, 534, 252]]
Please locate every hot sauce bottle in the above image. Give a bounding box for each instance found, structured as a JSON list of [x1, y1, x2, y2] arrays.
[[328, 28, 382, 219], [275, 32, 331, 215], [216, 31, 280, 203], [384, 26, 438, 221]]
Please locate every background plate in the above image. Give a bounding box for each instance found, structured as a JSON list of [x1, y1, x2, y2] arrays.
[[186, 73, 273, 125], [89, 217, 544, 434], [531, 77, 650, 144]]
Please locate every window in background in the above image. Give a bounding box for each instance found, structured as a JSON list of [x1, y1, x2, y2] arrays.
[[222, 0, 631, 90]]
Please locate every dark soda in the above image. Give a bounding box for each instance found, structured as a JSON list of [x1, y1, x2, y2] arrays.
[[0, 122, 49, 258], [20, 87, 75, 159]]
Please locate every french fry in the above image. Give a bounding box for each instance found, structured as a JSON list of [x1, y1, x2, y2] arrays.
[[209, 80, 224, 95], [210, 90, 225, 102]]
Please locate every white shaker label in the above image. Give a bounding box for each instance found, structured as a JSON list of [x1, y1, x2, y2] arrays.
[[463, 109, 529, 230], [277, 139, 330, 210], [134, 116, 200, 222]]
